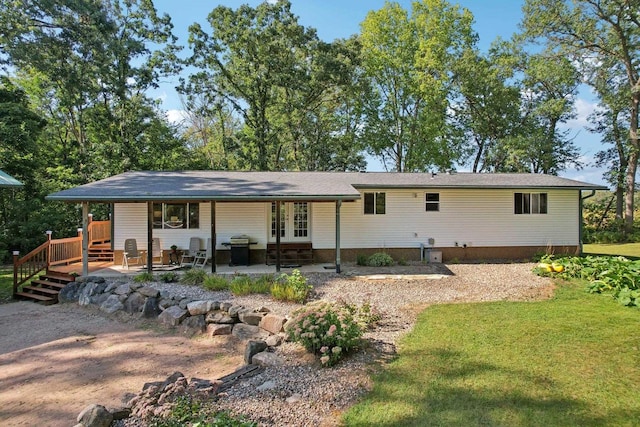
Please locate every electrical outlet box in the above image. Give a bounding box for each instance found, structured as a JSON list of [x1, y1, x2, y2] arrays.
[[429, 250, 442, 263]]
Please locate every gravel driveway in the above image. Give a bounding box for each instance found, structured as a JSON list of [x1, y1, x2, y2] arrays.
[[1, 263, 552, 427]]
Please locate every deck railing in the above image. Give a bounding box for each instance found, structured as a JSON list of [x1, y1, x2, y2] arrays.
[[13, 220, 111, 297]]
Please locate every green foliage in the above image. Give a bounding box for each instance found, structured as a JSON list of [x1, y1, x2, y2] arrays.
[[356, 254, 369, 266], [149, 396, 256, 427], [229, 275, 254, 296], [367, 252, 395, 267], [180, 268, 208, 286], [271, 269, 312, 303], [286, 300, 363, 366], [534, 254, 640, 307], [158, 272, 179, 283], [202, 275, 229, 291], [337, 299, 383, 329], [397, 257, 408, 266], [133, 272, 154, 283]]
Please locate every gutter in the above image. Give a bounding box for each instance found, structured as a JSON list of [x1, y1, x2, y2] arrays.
[[579, 190, 597, 255]]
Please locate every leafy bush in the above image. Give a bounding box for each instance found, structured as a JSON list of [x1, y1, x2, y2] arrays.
[[356, 254, 368, 266], [158, 272, 179, 283], [253, 274, 276, 293], [286, 300, 363, 366], [180, 268, 208, 286], [133, 272, 154, 283], [534, 254, 640, 307], [367, 252, 394, 267], [271, 269, 312, 303], [229, 274, 254, 296], [337, 299, 383, 329], [203, 275, 229, 291], [149, 396, 256, 427]]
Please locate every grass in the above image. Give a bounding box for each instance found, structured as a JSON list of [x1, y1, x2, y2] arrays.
[[583, 242, 640, 258], [343, 282, 640, 426], [0, 265, 13, 302]]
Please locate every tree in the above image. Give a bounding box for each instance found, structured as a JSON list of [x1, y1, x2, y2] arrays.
[[359, 0, 475, 172], [521, 0, 640, 233]]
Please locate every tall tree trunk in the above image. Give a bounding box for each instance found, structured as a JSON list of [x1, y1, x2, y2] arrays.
[[624, 93, 639, 234]]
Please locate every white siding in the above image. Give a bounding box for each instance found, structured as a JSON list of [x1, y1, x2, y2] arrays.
[[115, 189, 580, 251], [313, 188, 579, 249], [114, 202, 268, 250]]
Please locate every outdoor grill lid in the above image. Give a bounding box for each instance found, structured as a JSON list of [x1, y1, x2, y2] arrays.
[[229, 234, 250, 244]]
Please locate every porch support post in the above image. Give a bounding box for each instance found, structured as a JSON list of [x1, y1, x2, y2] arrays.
[[211, 201, 216, 273], [82, 202, 89, 277], [335, 199, 341, 274], [147, 202, 153, 273], [275, 200, 281, 272]]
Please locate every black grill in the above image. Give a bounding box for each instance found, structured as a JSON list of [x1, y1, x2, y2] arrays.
[[228, 235, 250, 266]]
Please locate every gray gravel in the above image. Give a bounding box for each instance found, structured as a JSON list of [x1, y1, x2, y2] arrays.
[[123, 262, 552, 426]]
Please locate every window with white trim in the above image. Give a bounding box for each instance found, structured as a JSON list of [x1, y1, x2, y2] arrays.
[[364, 192, 385, 214], [153, 203, 200, 229], [425, 193, 440, 212], [514, 193, 547, 214]]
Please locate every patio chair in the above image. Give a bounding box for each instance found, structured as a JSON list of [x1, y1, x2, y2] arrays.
[[180, 237, 201, 267], [150, 237, 163, 266], [193, 238, 212, 268], [122, 238, 145, 269]]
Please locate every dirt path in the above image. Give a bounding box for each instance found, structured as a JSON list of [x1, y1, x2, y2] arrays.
[[0, 302, 244, 427]]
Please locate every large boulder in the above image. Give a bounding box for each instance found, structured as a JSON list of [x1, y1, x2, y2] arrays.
[[58, 281, 84, 304], [158, 306, 188, 327], [123, 292, 145, 314], [99, 295, 124, 314], [233, 324, 270, 341], [238, 309, 265, 326], [206, 311, 235, 324], [77, 404, 113, 427], [179, 315, 206, 336], [259, 313, 287, 335], [137, 286, 159, 298], [206, 323, 233, 336], [141, 297, 162, 318], [244, 340, 268, 364], [252, 351, 285, 367], [114, 283, 132, 295], [186, 300, 210, 316]]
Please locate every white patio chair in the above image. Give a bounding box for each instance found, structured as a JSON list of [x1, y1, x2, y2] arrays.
[[193, 238, 212, 268], [150, 237, 163, 266], [180, 237, 201, 267], [122, 238, 145, 269]]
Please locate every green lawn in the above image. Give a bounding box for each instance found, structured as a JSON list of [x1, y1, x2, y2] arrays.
[[0, 266, 13, 303], [343, 282, 640, 426], [583, 243, 640, 258]]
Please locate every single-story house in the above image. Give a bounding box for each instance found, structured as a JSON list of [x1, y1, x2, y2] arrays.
[[47, 171, 606, 274]]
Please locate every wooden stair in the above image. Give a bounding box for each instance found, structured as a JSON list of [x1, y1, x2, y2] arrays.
[[89, 243, 114, 262], [15, 271, 75, 305]]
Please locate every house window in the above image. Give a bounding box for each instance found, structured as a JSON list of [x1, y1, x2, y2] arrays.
[[425, 193, 440, 212], [364, 192, 385, 214], [153, 203, 200, 228], [514, 193, 547, 214]]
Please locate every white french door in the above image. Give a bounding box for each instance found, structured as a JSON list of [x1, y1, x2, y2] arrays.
[[269, 202, 310, 242]]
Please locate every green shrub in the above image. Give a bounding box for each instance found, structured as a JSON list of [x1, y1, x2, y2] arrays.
[[133, 272, 154, 283], [356, 254, 368, 266], [253, 274, 276, 294], [203, 275, 229, 291], [180, 268, 208, 286], [534, 254, 640, 307], [337, 299, 383, 329], [158, 272, 179, 283], [286, 300, 363, 366], [229, 274, 253, 296], [367, 252, 394, 267], [397, 257, 408, 266], [271, 269, 312, 303], [149, 396, 256, 427]]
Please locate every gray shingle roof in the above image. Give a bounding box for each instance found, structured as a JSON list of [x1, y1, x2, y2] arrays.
[[0, 169, 23, 187], [46, 171, 607, 202]]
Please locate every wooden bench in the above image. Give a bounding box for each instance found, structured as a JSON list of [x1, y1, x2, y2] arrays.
[[266, 242, 313, 265]]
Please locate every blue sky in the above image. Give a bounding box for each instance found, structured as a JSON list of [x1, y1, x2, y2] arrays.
[[151, 0, 605, 186]]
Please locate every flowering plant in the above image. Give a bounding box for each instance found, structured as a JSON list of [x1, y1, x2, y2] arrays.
[[286, 300, 363, 366]]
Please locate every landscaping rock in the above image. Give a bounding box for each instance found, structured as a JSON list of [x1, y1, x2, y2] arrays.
[[239, 309, 265, 326], [228, 304, 245, 317], [207, 323, 233, 336], [179, 315, 206, 336], [84, 276, 106, 284], [244, 340, 268, 364], [123, 292, 145, 314], [58, 281, 83, 303], [265, 334, 283, 347], [77, 403, 113, 427], [252, 351, 285, 367], [99, 295, 124, 314], [259, 313, 287, 335], [141, 297, 162, 318], [108, 407, 131, 421], [256, 380, 276, 391], [178, 298, 191, 310], [114, 283, 132, 295], [158, 305, 188, 327], [137, 286, 159, 298], [186, 300, 209, 316], [233, 324, 270, 341], [220, 302, 232, 311], [206, 311, 235, 324]]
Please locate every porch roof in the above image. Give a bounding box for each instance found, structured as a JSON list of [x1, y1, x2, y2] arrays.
[[46, 170, 606, 202], [0, 169, 23, 187]]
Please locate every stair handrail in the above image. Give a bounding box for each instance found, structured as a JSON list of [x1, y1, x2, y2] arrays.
[[88, 220, 111, 245], [13, 237, 50, 297]]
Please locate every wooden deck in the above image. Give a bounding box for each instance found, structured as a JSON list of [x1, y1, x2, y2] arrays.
[[49, 261, 114, 275]]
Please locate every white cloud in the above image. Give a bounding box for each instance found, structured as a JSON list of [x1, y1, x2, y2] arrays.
[[165, 109, 187, 125], [565, 98, 597, 128]]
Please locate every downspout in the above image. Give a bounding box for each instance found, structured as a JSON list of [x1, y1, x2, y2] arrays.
[[579, 190, 596, 255]]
